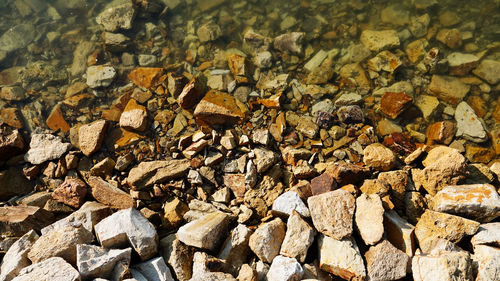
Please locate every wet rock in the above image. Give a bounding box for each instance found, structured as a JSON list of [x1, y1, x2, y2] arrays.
[[0, 230, 39, 281], [133, 257, 174, 281], [1, 86, 25, 101], [177, 75, 207, 108], [103, 32, 130, 52], [120, 99, 148, 132], [428, 75, 469, 105], [193, 90, 244, 126], [355, 194, 384, 245], [415, 210, 479, 253], [127, 159, 190, 190], [0, 167, 33, 201], [334, 92, 362, 106], [447, 52, 479, 76], [380, 91, 413, 119], [138, 54, 157, 67], [0, 23, 35, 53], [24, 133, 71, 165], [197, 21, 222, 42], [0, 128, 24, 160], [307, 189, 355, 240], [363, 143, 396, 171], [339, 63, 371, 92], [304, 50, 328, 72], [52, 178, 88, 209], [426, 121, 455, 145], [70, 41, 95, 77], [318, 235, 366, 280], [1, 107, 24, 129], [87, 176, 134, 209], [280, 211, 316, 262], [365, 240, 409, 281], [128, 67, 164, 89], [454, 101, 488, 143], [11, 257, 80, 281], [160, 235, 194, 281], [218, 224, 252, 274], [409, 14, 430, 37], [406, 38, 429, 63], [86, 66, 116, 88], [383, 210, 416, 256], [360, 29, 400, 52], [76, 244, 131, 280], [368, 50, 402, 73], [96, 1, 136, 32], [177, 212, 229, 251], [436, 28, 462, 49], [473, 245, 500, 281], [337, 105, 364, 123], [272, 191, 310, 217], [267, 256, 303, 281], [95, 208, 158, 261], [473, 59, 500, 85], [273, 32, 304, 54], [412, 248, 472, 281], [249, 218, 286, 263], [253, 51, 272, 68]]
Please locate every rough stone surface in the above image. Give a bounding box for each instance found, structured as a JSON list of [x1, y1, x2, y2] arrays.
[[11, 257, 81, 281], [280, 211, 316, 262], [447, 52, 479, 76], [363, 143, 396, 171], [0, 230, 39, 281], [471, 223, 500, 247], [0, 167, 33, 201], [76, 244, 131, 280], [197, 21, 222, 42], [249, 218, 286, 263], [79, 120, 108, 156], [253, 147, 279, 173], [127, 159, 190, 190], [128, 67, 164, 89], [272, 191, 310, 217], [307, 189, 355, 240], [190, 251, 236, 281], [473, 59, 500, 85], [428, 75, 469, 105], [0, 206, 54, 237], [365, 240, 409, 281], [218, 224, 252, 274], [24, 134, 72, 165], [52, 178, 88, 208], [355, 194, 384, 245], [273, 32, 304, 54], [454, 101, 488, 143], [133, 257, 174, 281], [318, 235, 366, 280], [412, 249, 473, 281], [266, 256, 303, 281], [96, 1, 136, 32], [193, 90, 245, 126], [86, 65, 117, 88], [177, 212, 229, 251], [383, 210, 415, 256], [380, 91, 413, 119], [160, 234, 194, 281], [360, 30, 400, 52], [120, 99, 148, 132], [473, 245, 500, 281], [0, 128, 24, 160], [87, 176, 135, 209]]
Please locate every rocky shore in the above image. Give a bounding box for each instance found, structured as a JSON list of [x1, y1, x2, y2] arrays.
[[0, 0, 500, 280]]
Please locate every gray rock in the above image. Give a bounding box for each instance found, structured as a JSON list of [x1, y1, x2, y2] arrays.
[[455, 101, 488, 143], [0, 230, 39, 281], [355, 194, 384, 245], [272, 191, 310, 218], [96, 1, 136, 32], [447, 52, 479, 76], [76, 244, 131, 280], [249, 218, 286, 263], [471, 223, 500, 247], [280, 211, 316, 262], [473, 245, 500, 281], [252, 129, 271, 146], [318, 235, 366, 280], [133, 257, 174, 281], [365, 240, 409, 281], [138, 54, 158, 67], [103, 32, 130, 52], [160, 234, 194, 281], [266, 256, 303, 281], [86, 66, 117, 88], [127, 159, 190, 190], [177, 212, 230, 251], [311, 100, 334, 116], [24, 134, 72, 165], [273, 32, 304, 54], [70, 41, 95, 76], [218, 224, 252, 274], [0, 24, 35, 53], [254, 51, 272, 68], [11, 257, 80, 281], [334, 92, 362, 106], [473, 59, 500, 85]]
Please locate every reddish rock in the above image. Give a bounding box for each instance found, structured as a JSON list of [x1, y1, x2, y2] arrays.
[[383, 132, 416, 156], [380, 92, 413, 119], [0, 128, 25, 160], [46, 104, 70, 133], [87, 176, 134, 209], [52, 178, 88, 208], [0, 206, 54, 237], [1, 108, 24, 129], [178, 74, 207, 109], [466, 96, 487, 118], [194, 90, 245, 126], [426, 121, 456, 145], [310, 172, 337, 195], [325, 162, 370, 186], [128, 67, 164, 89]]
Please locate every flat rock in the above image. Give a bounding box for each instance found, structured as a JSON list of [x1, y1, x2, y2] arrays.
[[365, 240, 409, 281], [383, 210, 416, 256], [197, 21, 222, 42], [95, 208, 158, 261], [273, 32, 304, 54], [96, 1, 136, 32], [318, 235, 366, 280], [127, 159, 190, 190], [380, 91, 413, 119], [363, 143, 396, 171], [266, 256, 303, 281], [86, 66, 116, 88], [412, 249, 472, 281], [87, 176, 135, 209], [428, 75, 469, 105], [249, 218, 286, 263], [355, 194, 384, 245], [193, 90, 245, 126], [272, 191, 310, 217], [326, 162, 371, 186], [128, 67, 164, 89], [0, 206, 54, 237], [0, 23, 35, 53], [454, 101, 488, 143], [79, 120, 108, 156], [120, 99, 148, 132], [471, 223, 500, 247], [77, 244, 131, 280], [133, 257, 174, 281], [473, 59, 500, 85], [0, 230, 39, 281], [310, 172, 336, 195], [177, 74, 206, 109], [360, 30, 399, 52], [177, 212, 230, 251], [11, 257, 81, 281], [447, 52, 479, 76], [307, 189, 355, 240], [218, 224, 252, 274], [160, 234, 194, 281], [280, 211, 316, 263], [24, 134, 72, 165], [415, 95, 440, 120], [473, 245, 500, 281], [52, 178, 88, 208]]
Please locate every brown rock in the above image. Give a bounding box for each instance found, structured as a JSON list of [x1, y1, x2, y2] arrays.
[[466, 96, 487, 118], [1, 107, 24, 129], [194, 90, 245, 126], [326, 162, 370, 186], [162, 197, 189, 229], [339, 63, 371, 92], [436, 28, 462, 49], [87, 176, 134, 209], [128, 67, 164, 88], [426, 121, 456, 145], [465, 144, 495, 164], [0, 206, 54, 237], [405, 38, 429, 64], [127, 159, 190, 190], [223, 174, 246, 199], [360, 179, 390, 196], [167, 73, 188, 98], [78, 120, 108, 156], [281, 147, 312, 166], [0, 128, 24, 160], [363, 143, 397, 171], [119, 99, 148, 131], [52, 178, 88, 208], [249, 218, 286, 263], [0, 167, 33, 201], [227, 53, 249, 77], [310, 172, 337, 196], [178, 74, 207, 109], [428, 75, 469, 105], [46, 104, 70, 133], [380, 92, 413, 119]]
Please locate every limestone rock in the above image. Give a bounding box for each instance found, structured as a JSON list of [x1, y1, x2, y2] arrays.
[[24, 134, 72, 165], [471, 223, 500, 247], [280, 211, 316, 262], [253, 147, 279, 173], [365, 240, 409, 281], [266, 256, 303, 281], [177, 212, 230, 251], [87, 176, 134, 209], [133, 257, 174, 281], [76, 244, 131, 280], [360, 30, 399, 52], [363, 143, 396, 171], [412, 249, 473, 281], [428, 75, 469, 105], [318, 235, 366, 280], [307, 189, 355, 240], [127, 159, 190, 190], [160, 234, 194, 281], [86, 66, 117, 88], [473, 59, 500, 85], [218, 224, 252, 274], [272, 191, 310, 217], [355, 194, 384, 245], [0, 206, 54, 237], [454, 101, 488, 143], [119, 99, 148, 132], [96, 1, 136, 32], [78, 120, 108, 156], [95, 208, 158, 261], [249, 218, 286, 263], [0, 230, 39, 281], [384, 210, 416, 256], [193, 90, 245, 126], [52, 178, 88, 208], [11, 257, 81, 281], [473, 245, 500, 281], [190, 251, 236, 281]]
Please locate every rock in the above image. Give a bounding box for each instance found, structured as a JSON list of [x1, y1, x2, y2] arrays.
[[473, 59, 500, 85], [86, 66, 116, 88], [355, 194, 384, 245], [334, 92, 362, 106], [280, 211, 316, 262], [190, 251, 236, 281], [337, 105, 364, 123], [252, 128, 271, 146], [90, 157, 116, 178], [365, 240, 409, 281], [310, 172, 337, 195], [436, 28, 462, 49], [0, 128, 24, 160], [237, 264, 257, 281], [455, 101, 488, 143], [363, 143, 396, 172], [428, 75, 470, 105], [272, 191, 310, 217], [103, 32, 130, 52], [360, 30, 399, 52], [96, 1, 136, 32], [1, 86, 25, 101], [406, 38, 429, 63], [273, 32, 304, 54], [412, 248, 472, 281], [0, 167, 33, 201], [138, 54, 157, 67], [1, 107, 24, 129], [318, 235, 366, 280], [120, 99, 148, 131], [28, 225, 93, 264], [133, 257, 174, 281], [471, 223, 500, 247], [326, 162, 370, 186], [447, 52, 479, 76], [266, 256, 303, 281], [182, 139, 208, 159], [432, 184, 500, 222], [307, 189, 355, 240], [218, 224, 252, 274], [304, 50, 328, 72], [426, 121, 455, 145], [177, 74, 206, 110], [46, 104, 70, 133], [162, 197, 189, 229], [128, 67, 164, 89], [380, 92, 413, 119], [95, 208, 158, 261], [368, 50, 402, 73], [177, 212, 230, 252], [296, 117, 318, 139], [0, 206, 54, 237], [197, 21, 222, 42], [52, 178, 88, 208], [160, 235, 194, 281], [70, 41, 95, 76], [253, 147, 279, 173], [0, 230, 39, 281], [87, 176, 134, 209], [384, 210, 416, 256], [193, 90, 245, 126], [78, 120, 108, 156], [11, 257, 80, 281], [0, 23, 35, 53], [415, 210, 479, 253], [473, 245, 500, 281], [127, 159, 190, 190], [249, 218, 286, 263], [24, 134, 72, 165], [76, 244, 131, 280]]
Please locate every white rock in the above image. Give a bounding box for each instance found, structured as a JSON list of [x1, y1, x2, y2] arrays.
[[94, 208, 158, 261], [471, 223, 500, 247], [365, 240, 410, 281], [0, 230, 39, 281], [455, 101, 488, 143], [249, 218, 286, 263], [473, 245, 500, 281], [253, 148, 279, 173], [412, 249, 473, 281], [218, 224, 252, 274], [77, 244, 131, 280], [266, 256, 303, 281], [254, 51, 272, 68], [318, 235, 366, 280], [177, 212, 230, 251], [24, 134, 72, 165], [133, 257, 174, 281], [355, 194, 384, 245], [12, 257, 80, 281], [311, 99, 334, 116], [280, 211, 316, 262], [86, 66, 117, 88], [272, 191, 310, 217]]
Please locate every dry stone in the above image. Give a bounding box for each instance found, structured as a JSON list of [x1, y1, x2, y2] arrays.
[[160, 234, 194, 281], [127, 159, 190, 190], [249, 218, 286, 263], [473, 245, 500, 281], [318, 235, 366, 280], [133, 257, 174, 281], [0, 230, 39, 281], [78, 120, 108, 156], [363, 143, 396, 171], [280, 211, 316, 262], [87, 176, 134, 209], [190, 252, 236, 281], [412, 249, 473, 281], [24, 134, 72, 165], [365, 240, 409, 281], [218, 224, 252, 274], [76, 244, 131, 280], [355, 194, 384, 245], [272, 191, 310, 217], [11, 257, 81, 281], [471, 223, 500, 247], [177, 212, 229, 252], [383, 210, 416, 256], [266, 256, 303, 281]]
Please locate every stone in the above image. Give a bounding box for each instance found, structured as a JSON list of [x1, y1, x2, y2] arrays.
[[76, 244, 131, 280], [406, 38, 429, 63], [193, 90, 245, 126], [11, 257, 80, 281], [86, 66, 116, 88], [432, 184, 500, 222], [133, 257, 174, 281], [355, 194, 384, 245], [280, 211, 316, 262], [127, 159, 190, 190], [384, 210, 416, 256], [252, 129, 271, 146], [95, 208, 158, 261], [103, 32, 130, 52], [415, 210, 479, 253], [254, 51, 272, 68], [318, 235, 366, 280], [360, 30, 399, 52], [368, 50, 402, 73], [160, 235, 194, 281], [365, 240, 410, 281], [337, 105, 364, 124], [0, 230, 39, 281], [190, 251, 236, 281], [249, 218, 286, 263], [1, 107, 24, 129], [436, 28, 462, 49], [447, 52, 479, 76], [223, 174, 246, 199], [307, 189, 355, 240], [471, 223, 500, 247], [197, 22, 222, 42], [363, 143, 396, 171], [380, 92, 413, 119], [282, 147, 312, 166], [162, 197, 189, 229], [138, 54, 157, 67], [78, 120, 108, 156], [0, 128, 24, 160], [326, 162, 370, 186], [87, 176, 134, 209], [253, 147, 279, 173], [237, 264, 257, 281], [409, 14, 430, 37], [52, 178, 88, 208], [28, 225, 93, 264], [218, 224, 252, 274], [426, 121, 455, 145], [428, 75, 469, 105], [455, 101, 488, 143], [473, 245, 500, 281], [120, 99, 148, 132], [70, 41, 95, 76], [334, 92, 362, 106], [304, 50, 328, 72], [310, 172, 336, 195], [0, 23, 35, 53], [0, 206, 54, 237], [24, 134, 72, 165], [412, 249, 473, 281], [272, 191, 310, 217], [266, 256, 303, 281], [178, 74, 206, 110], [46, 104, 70, 133], [0, 86, 24, 101], [473, 59, 500, 85], [96, 1, 136, 32], [90, 157, 116, 178], [128, 67, 164, 89], [227, 53, 249, 77], [273, 32, 304, 54], [0, 167, 33, 201], [177, 212, 229, 252], [296, 117, 318, 139]]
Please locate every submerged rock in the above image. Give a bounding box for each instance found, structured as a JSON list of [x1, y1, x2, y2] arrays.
[[96, 1, 136, 32]]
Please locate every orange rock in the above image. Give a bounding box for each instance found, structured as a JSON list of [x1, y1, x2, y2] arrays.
[[493, 98, 500, 123], [178, 74, 207, 109], [436, 28, 462, 49], [380, 92, 413, 119], [1, 108, 24, 129], [128, 67, 164, 89], [107, 127, 145, 149], [63, 93, 94, 108], [405, 38, 429, 64], [101, 106, 123, 122], [466, 96, 487, 118], [193, 90, 244, 126], [198, 61, 212, 72], [46, 104, 70, 133], [227, 53, 248, 76], [465, 144, 496, 164], [426, 121, 456, 145], [258, 93, 282, 109], [492, 129, 500, 155], [65, 82, 88, 98]]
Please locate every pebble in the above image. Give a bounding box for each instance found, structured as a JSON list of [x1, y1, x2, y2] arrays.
[[280, 211, 316, 262], [193, 90, 245, 126], [355, 194, 384, 245], [472, 59, 500, 85], [79, 120, 108, 156], [334, 92, 362, 106], [380, 91, 413, 119], [197, 21, 222, 42], [454, 101, 488, 143], [128, 67, 164, 89], [337, 105, 364, 123], [428, 75, 470, 105], [86, 65, 117, 88], [24, 134, 72, 165], [272, 191, 310, 217], [87, 176, 134, 209], [266, 255, 303, 281], [360, 29, 400, 52], [447, 52, 479, 76], [127, 159, 190, 190], [365, 240, 410, 281], [253, 147, 279, 173], [0, 86, 25, 101], [0, 128, 25, 160], [177, 212, 229, 251], [120, 99, 149, 132], [273, 32, 304, 54], [249, 218, 286, 263], [318, 235, 366, 280], [11, 257, 80, 281]]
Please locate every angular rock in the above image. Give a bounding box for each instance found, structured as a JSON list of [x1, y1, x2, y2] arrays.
[[79, 120, 108, 156], [296, 117, 318, 139], [307, 189, 355, 240], [11, 257, 80, 281], [436, 28, 462, 49], [0, 128, 24, 160], [428, 75, 469, 105], [193, 90, 244, 126], [365, 240, 409, 281], [337, 105, 364, 124], [471, 223, 500, 247], [318, 235, 366, 280], [249, 218, 286, 263], [473, 245, 500, 281], [272, 191, 310, 218], [415, 95, 440, 120], [380, 92, 413, 119], [76, 244, 131, 280], [280, 211, 316, 262], [86, 65, 116, 88], [46, 104, 70, 133], [412, 249, 472, 281], [95, 208, 158, 261], [454, 101, 488, 143], [52, 178, 88, 208], [384, 210, 416, 256], [273, 32, 304, 54], [326, 162, 370, 186], [0, 206, 54, 237], [133, 257, 174, 281], [96, 1, 136, 32], [218, 224, 252, 274], [197, 21, 222, 42], [160, 235, 194, 281], [253, 147, 279, 174], [24, 134, 72, 165], [87, 176, 134, 209], [266, 256, 303, 281], [426, 121, 455, 145], [128, 67, 164, 89], [0, 230, 39, 281], [190, 252, 236, 281], [310, 172, 337, 196], [162, 197, 189, 229], [447, 52, 479, 76], [177, 212, 229, 252], [355, 194, 384, 245], [363, 143, 396, 172], [360, 30, 399, 52], [0, 167, 33, 201], [368, 50, 402, 73], [473, 59, 500, 85], [120, 99, 148, 132], [127, 159, 190, 190]]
